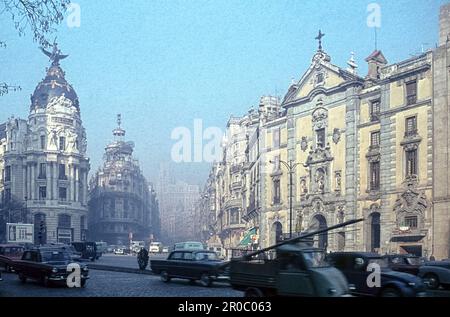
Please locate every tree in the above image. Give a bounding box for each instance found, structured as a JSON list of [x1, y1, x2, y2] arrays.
[[0, 0, 70, 95]]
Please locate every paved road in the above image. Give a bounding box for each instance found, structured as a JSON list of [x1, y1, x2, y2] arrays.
[[0, 270, 242, 297], [92, 253, 166, 270]]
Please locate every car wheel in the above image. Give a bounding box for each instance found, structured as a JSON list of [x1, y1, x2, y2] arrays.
[[380, 287, 401, 297], [423, 273, 440, 290], [199, 273, 212, 287], [244, 287, 264, 297], [160, 271, 171, 283], [19, 273, 27, 284]]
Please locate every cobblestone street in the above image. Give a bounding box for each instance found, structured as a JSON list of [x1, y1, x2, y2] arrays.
[[0, 269, 242, 297]]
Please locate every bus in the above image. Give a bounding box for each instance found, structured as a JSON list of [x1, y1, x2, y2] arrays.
[[173, 241, 204, 251]]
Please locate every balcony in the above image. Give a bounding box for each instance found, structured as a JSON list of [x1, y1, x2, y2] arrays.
[[406, 95, 417, 106]]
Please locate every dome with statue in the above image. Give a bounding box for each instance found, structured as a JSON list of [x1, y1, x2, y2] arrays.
[[30, 44, 79, 111]]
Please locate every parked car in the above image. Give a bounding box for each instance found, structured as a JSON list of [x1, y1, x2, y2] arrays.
[[12, 247, 89, 287], [114, 246, 126, 255], [162, 246, 170, 253], [0, 244, 25, 272], [383, 254, 424, 275], [418, 260, 450, 290], [71, 242, 97, 261], [150, 249, 229, 287], [327, 252, 426, 297]]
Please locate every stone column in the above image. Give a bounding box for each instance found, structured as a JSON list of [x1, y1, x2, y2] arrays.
[[30, 164, 35, 200], [75, 166, 79, 202], [71, 165, 76, 201], [47, 163, 52, 200], [53, 163, 58, 200], [83, 171, 88, 205]]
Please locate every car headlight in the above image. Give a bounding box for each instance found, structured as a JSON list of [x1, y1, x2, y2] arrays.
[[328, 288, 337, 295], [52, 268, 58, 273]]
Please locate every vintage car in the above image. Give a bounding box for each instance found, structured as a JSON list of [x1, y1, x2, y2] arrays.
[[12, 247, 89, 287], [150, 249, 229, 287], [382, 254, 424, 275], [0, 244, 25, 272], [418, 260, 450, 290], [230, 244, 351, 297], [72, 242, 97, 261], [327, 252, 426, 297]]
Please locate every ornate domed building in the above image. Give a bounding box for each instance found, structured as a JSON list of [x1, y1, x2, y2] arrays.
[[88, 115, 160, 245], [0, 44, 90, 244]]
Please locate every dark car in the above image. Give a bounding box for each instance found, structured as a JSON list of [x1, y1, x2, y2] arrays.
[[150, 250, 229, 287], [327, 252, 426, 297], [418, 260, 450, 290], [71, 242, 97, 261], [12, 247, 89, 287], [383, 254, 424, 275], [0, 244, 25, 272]]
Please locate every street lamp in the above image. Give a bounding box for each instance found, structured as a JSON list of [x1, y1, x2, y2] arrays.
[[269, 159, 303, 239]]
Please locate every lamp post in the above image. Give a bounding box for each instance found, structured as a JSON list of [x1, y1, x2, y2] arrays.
[[269, 159, 303, 239]]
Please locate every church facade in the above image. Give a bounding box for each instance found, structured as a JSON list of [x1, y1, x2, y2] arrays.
[[201, 3, 450, 260], [0, 45, 90, 244]]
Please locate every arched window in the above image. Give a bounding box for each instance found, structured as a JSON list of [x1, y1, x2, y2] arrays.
[[272, 222, 283, 245]]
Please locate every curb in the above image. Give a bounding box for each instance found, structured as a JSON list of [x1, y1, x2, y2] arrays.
[[88, 264, 155, 275]]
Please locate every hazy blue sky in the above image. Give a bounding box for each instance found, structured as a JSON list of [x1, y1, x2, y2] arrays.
[[0, 0, 446, 185]]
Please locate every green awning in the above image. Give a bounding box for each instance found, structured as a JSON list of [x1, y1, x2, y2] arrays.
[[238, 227, 257, 246]]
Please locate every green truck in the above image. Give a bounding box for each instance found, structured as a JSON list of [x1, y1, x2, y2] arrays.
[[229, 219, 363, 297]]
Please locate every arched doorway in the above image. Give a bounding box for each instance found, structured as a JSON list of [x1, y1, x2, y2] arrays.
[[312, 215, 328, 250], [369, 212, 381, 252], [272, 221, 283, 245], [34, 213, 47, 245]]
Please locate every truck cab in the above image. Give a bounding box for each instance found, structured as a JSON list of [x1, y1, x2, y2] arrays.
[[230, 244, 350, 297]]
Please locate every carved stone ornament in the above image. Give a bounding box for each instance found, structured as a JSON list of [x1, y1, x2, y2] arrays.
[[301, 137, 308, 152], [312, 107, 328, 129], [335, 170, 342, 192], [300, 177, 308, 195], [393, 184, 428, 228], [332, 128, 341, 144]]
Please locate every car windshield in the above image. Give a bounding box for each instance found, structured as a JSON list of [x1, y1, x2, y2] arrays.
[[195, 252, 218, 261], [406, 257, 422, 265], [41, 251, 71, 262], [368, 258, 389, 268], [303, 251, 329, 268]]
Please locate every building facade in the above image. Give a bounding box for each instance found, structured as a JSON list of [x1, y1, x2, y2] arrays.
[[200, 4, 450, 260], [0, 45, 90, 244], [88, 115, 159, 245], [157, 164, 200, 244]]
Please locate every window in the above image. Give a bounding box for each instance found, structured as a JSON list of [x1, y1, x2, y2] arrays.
[[59, 136, 66, 151], [316, 128, 326, 148], [39, 186, 47, 200], [406, 149, 418, 176], [273, 128, 280, 149], [40, 135, 46, 150], [371, 131, 380, 147], [404, 216, 418, 229], [59, 187, 67, 201], [370, 161, 380, 190], [58, 214, 71, 228], [39, 163, 46, 179], [370, 100, 381, 121], [59, 164, 67, 180], [273, 179, 281, 204], [406, 80, 417, 105], [5, 166, 11, 182], [405, 116, 417, 137], [4, 188, 11, 202], [230, 208, 239, 224]]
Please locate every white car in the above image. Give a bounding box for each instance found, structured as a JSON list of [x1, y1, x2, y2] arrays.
[[114, 248, 124, 255], [162, 247, 169, 253]]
